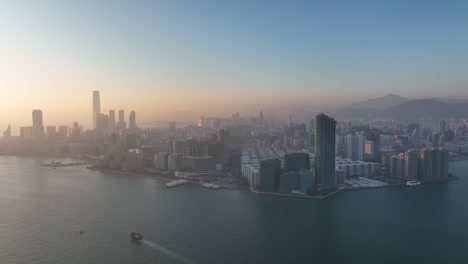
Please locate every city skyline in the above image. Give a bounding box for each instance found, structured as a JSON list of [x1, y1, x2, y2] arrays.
[[1, 1, 468, 129]]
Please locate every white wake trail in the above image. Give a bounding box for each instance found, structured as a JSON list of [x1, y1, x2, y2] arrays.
[[142, 239, 195, 264]]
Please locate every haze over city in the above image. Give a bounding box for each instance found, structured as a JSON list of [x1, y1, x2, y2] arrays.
[[1, 1, 468, 130]]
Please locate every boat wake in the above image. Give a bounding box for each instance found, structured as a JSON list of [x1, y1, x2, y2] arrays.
[[142, 239, 195, 264]]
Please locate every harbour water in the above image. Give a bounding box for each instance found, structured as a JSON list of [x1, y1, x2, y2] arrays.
[[1, 156, 467, 263]]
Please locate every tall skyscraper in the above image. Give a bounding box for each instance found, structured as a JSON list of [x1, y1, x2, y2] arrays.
[[198, 116, 204, 127], [109, 110, 116, 131], [93, 91, 101, 130], [404, 150, 418, 181], [314, 113, 336, 191], [439, 120, 446, 134], [259, 159, 282, 192], [288, 114, 292, 127], [356, 131, 365, 161], [32, 110, 44, 139], [117, 110, 126, 129], [259, 110, 264, 126], [284, 153, 310, 172], [96, 114, 109, 134], [3, 124, 11, 138], [129, 111, 136, 129]]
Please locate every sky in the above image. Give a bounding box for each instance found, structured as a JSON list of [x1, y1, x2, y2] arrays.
[[0, 0, 467, 131]]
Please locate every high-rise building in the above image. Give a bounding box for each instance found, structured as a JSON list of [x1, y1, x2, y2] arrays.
[[32, 110, 44, 139], [96, 114, 109, 134], [344, 134, 353, 159], [129, 111, 136, 130], [93, 91, 101, 130], [117, 110, 126, 129], [46, 126, 56, 139], [288, 114, 292, 127], [419, 148, 449, 180], [439, 120, 446, 134], [109, 110, 116, 131], [284, 153, 310, 172], [259, 159, 282, 192], [198, 116, 204, 127], [404, 150, 418, 180], [356, 131, 365, 161], [364, 140, 375, 160], [3, 124, 11, 138], [314, 113, 336, 191], [259, 110, 264, 126]]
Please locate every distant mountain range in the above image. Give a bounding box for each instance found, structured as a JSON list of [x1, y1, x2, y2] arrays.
[[335, 96, 468, 120], [349, 94, 410, 109]]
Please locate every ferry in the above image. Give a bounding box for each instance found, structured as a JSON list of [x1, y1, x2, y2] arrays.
[[406, 181, 421, 186], [165, 179, 189, 188], [130, 232, 143, 241]]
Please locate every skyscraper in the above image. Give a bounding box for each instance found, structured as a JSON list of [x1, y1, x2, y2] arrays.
[[109, 110, 116, 131], [32, 110, 44, 139], [259, 159, 282, 192], [314, 113, 336, 191], [96, 114, 109, 134], [93, 91, 101, 130], [259, 110, 264, 126], [284, 153, 310, 172], [198, 116, 204, 127], [117, 110, 126, 129], [439, 120, 446, 134], [129, 111, 136, 130], [3, 124, 11, 138]]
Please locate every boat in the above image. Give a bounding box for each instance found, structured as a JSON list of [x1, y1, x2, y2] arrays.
[[130, 232, 143, 241], [166, 179, 189, 188], [406, 181, 421, 186]]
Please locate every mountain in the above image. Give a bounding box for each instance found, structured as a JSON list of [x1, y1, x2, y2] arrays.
[[382, 99, 468, 120], [349, 94, 410, 109], [333, 99, 468, 120]]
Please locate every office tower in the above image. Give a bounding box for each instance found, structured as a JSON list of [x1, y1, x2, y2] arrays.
[[439, 120, 446, 134], [404, 150, 418, 180], [314, 113, 336, 191], [288, 114, 292, 126], [3, 124, 11, 138], [109, 110, 116, 130], [364, 140, 375, 160], [96, 114, 109, 134], [259, 110, 264, 126], [279, 170, 313, 195], [284, 153, 310, 172], [46, 126, 56, 140], [259, 159, 282, 192], [344, 134, 353, 159], [117, 110, 126, 129], [129, 111, 136, 130], [93, 91, 101, 130], [20, 127, 33, 139], [356, 131, 365, 161], [32, 110, 44, 139], [198, 116, 204, 127], [431, 132, 440, 147]]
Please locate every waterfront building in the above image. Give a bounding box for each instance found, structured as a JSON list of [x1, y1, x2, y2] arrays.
[[259, 159, 282, 192], [32, 110, 44, 139], [404, 150, 419, 181], [154, 152, 169, 170], [168, 153, 182, 171], [279, 170, 313, 195], [92, 91, 100, 130], [284, 153, 310, 172], [314, 113, 336, 191], [3, 124, 11, 138]]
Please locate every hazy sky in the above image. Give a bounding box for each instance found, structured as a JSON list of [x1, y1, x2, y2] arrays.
[[1, 0, 467, 130]]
